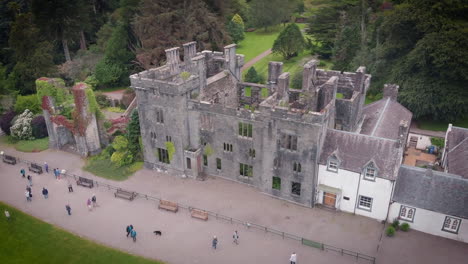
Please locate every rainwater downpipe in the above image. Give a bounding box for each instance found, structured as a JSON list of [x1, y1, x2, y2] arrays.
[[353, 172, 362, 215]]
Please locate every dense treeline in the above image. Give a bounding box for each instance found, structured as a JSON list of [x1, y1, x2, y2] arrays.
[[308, 0, 468, 121]]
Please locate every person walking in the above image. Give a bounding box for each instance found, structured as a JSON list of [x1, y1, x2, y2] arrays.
[[25, 190, 31, 202], [44, 162, 49, 173], [212, 236, 218, 250], [42, 187, 48, 199], [91, 194, 97, 207], [126, 225, 133, 237], [27, 175, 32, 186], [20, 168, 26, 178], [65, 204, 72, 215], [130, 229, 137, 242], [57, 168, 61, 180], [26, 186, 31, 193], [289, 252, 297, 264], [233, 230, 239, 245], [87, 198, 92, 211], [53, 168, 57, 179], [4, 210, 10, 221], [68, 183, 73, 192]]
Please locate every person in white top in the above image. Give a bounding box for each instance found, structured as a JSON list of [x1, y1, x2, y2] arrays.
[[290, 252, 297, 264]]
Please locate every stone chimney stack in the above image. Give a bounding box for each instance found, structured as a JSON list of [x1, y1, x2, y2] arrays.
[[302, 60, 318, 91], [276, 72, 290, 102], [183, 42, 197, 71], [224, 44, 238, 78], [355, 66, 366, 93], [267, 62, 283, 85], [383, 84, 399, 101], [165, 47, 181, 74], [396, 120, 409, 148]]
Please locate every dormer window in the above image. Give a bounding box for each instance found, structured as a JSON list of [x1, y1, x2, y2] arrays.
[[363, 162, 377, 181], [327, 155, 339, 172]]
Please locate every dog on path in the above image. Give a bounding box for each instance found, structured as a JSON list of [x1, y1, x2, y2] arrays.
[[153, 230, 162, 236]]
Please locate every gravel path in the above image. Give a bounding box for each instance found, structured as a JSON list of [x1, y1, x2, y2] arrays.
[[241, 49, 272, 72], [0, 145, 466, 264]]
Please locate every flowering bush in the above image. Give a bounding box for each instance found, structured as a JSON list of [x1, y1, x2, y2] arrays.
[[10, 109, 34, 140]]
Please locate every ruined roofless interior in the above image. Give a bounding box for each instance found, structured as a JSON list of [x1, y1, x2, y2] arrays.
[[130, 42, 371, 206]]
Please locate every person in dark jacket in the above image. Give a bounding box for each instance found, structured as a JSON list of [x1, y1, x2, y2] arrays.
[[126, 225, 133, 237], [42, 187, 48, 199], [65, 204, 71, 215], [131, 229, 137, 242]]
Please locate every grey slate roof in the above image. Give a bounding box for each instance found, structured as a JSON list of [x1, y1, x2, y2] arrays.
[[445, 126, 468, 178], [319, 129, 401, 180], [360, 98, 412, 140], [393, 165, 468, 219]]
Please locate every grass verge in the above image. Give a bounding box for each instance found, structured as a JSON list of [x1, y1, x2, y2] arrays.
[[416, 117, 468, 131], [0, 202, 163, 264], [104, 107, 125, 113], [0, 136, 49, 152], [83, 157, 143, 181]]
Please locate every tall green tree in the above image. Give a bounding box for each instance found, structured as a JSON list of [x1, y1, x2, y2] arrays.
[[244, 67, 263, 83], [272, 23, 305, 60], [227, 14, 245, 44], [7, 13, 55, 95]]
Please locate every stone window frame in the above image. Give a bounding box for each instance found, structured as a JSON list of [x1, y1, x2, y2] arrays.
[[238, 122, 253, 138], [157, 148, 170, 164], [239, 163, 253, 177], [442, 216, 461, 234], [291, 181, 301, 196], [357, 195, 373, 212], [273, 157, 281, 169], [399, 205, 416, 222], [272, 176, 281, 190], [203, 154, 208, 167], [156, 108, 164, 124], [216, 158, 222, 170], [166, 135, 172, 142], [280, 133, 298, 151], [327, 155, 340, 173], [223, 143, 233, 152], [293, 162, 302, 173], [186, 157, 191, 169], [248, 148, 256, 158]]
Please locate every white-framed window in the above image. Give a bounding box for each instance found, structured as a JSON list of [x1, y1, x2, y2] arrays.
[[363, 162, 377, 180], [327, 158, 339, 172], [442, 216, 461, 234], [399, 205, 415, 222], [357, 195, 373, 211]]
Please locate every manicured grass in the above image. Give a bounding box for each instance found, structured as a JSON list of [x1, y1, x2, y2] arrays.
[[0, 202, 163, 264], [336, 93, 344, 99], [0, 136, 49, 152], [237, 24, 306, 63], [244, 86, 251, 97], [417, 117, 468, 131], [104, 107, 125, 113], [83, 157, 143, 181], [98, 86, 128, 93]]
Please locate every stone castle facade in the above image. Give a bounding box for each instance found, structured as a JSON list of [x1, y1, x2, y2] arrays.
[[130, 42, 374, 207]]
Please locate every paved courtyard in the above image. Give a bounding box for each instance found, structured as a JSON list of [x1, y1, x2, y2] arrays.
[[0, 145, 467, 264]]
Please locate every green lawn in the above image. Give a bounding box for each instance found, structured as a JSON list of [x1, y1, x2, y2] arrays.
[[83, 157, 143, 181], [0, 136, 49, 152], [0, 202, 163, 264], [417, 117, 468, 131], [237, 24, 306, 63], [104, 107, 126, 113]]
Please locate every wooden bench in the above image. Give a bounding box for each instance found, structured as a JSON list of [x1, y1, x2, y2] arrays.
[[28, 163, 43, 174], [76, 177, 94, 188], [114, 189, 136, 201], [158, 200, 178, 213], [190, 208, 208, 221], [2, 155, 16, 165]]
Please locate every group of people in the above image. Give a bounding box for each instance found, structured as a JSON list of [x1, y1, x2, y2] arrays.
[[211, 230, 240, 250], [126, 225, 137, 242], [87, 195, 97, 211]]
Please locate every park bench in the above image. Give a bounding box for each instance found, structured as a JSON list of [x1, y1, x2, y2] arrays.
[[2, 155, 16, 165], [28, 163, 43, 174], [158, 200, 178, 213], [190, 208, 208, 221], [114, 189, 136, 201], [76, 177, 94, 188]]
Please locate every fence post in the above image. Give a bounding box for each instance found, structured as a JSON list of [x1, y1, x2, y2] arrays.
[[356, 253, 359, 261], [264, 227, 267, 233], [230, 217, 232, 224], [321, 243, 324, 251], [282, 232, 284, 239], [341, 249, 343, 256]]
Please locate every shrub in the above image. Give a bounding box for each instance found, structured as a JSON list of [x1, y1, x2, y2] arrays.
[[291, 71, 303, 89], [94, 59, 125, 88], [386, 226, 395, 237], [400, 223, 410, 232], [31, 115, 48, 138], [245, 67, 264, 84], [0, 110, 16, 135], [430, 137, 444, 148], [14, 94, 41, 114], [391, 219, 400, 230], [95, 92, 110, 107], [10, 109, 34, 140]]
